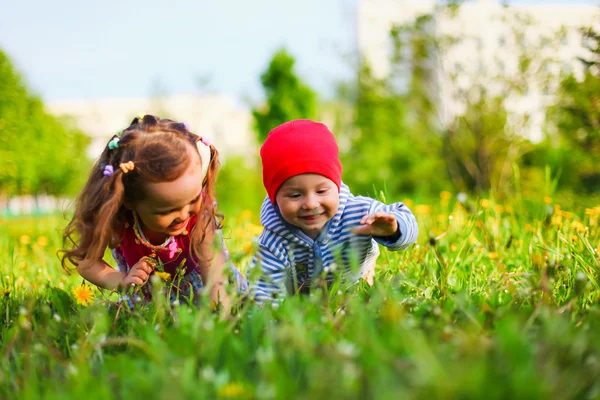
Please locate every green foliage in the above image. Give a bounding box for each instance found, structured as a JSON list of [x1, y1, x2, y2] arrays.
[[0, 49, 90, 198], [444, 89, 533, 195], [216, 155, 265, 217], [547, 69, 600, 192], [1, 193, 600, 398], [336, 15, 448, 199], [336, 3, 575, 199], [339, 62, 447, 198], [252, 48, 317, 143]]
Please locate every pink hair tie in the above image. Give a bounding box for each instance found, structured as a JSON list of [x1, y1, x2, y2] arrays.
[[200, 136, 212, 147]]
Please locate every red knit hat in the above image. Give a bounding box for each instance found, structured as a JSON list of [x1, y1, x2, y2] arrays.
[[260, 119, 342, 204]]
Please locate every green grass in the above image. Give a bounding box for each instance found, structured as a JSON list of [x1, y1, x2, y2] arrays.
[[0, 193, 599, 399]]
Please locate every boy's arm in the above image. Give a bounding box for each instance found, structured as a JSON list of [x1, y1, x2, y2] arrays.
[[249, 245, 289, 306], [364, 199, 419, 251]]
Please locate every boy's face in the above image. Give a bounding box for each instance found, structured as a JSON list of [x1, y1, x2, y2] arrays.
[[275, 173, 339, 240]]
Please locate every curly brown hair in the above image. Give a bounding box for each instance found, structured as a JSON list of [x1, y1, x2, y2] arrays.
[[60, 114, 221, 272]]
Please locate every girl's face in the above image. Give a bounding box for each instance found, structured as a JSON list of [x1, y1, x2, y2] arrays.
[[133, 150, 204, 243], [275, 173, 340, 240]]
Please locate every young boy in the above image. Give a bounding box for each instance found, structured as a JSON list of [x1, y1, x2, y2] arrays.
[[249, 119, 418, 305]]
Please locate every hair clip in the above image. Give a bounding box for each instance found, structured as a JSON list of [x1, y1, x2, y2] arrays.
[[103, 165, 114, 177], [137, 114, 146, 123], [200, 136, 212, 147], [119, 161, 135, 174], [116, 129, 123, 137], [108, 137, 120, 150], [182, 122, 191, 131]]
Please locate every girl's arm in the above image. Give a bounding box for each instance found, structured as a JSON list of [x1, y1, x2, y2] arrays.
[[77, 259, 127, 290], [78, 251, 155, 290]]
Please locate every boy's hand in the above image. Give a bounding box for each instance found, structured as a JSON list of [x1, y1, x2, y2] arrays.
[[352, 211, 399, 237], [119, 257, 156, 288]]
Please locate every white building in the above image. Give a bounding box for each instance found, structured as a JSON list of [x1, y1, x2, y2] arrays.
[[358, 0, 600, 141], [46, 93, 255, 161]]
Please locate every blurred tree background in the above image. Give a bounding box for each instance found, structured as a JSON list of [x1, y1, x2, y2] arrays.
[[0, 50, 90, 212], [1, 3, 599, 216]]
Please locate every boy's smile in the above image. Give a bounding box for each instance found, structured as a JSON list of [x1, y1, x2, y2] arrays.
[[275, 173, 340, 240]]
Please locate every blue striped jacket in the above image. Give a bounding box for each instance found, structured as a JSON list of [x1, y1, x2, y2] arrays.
[[249, 183, 418, 304]]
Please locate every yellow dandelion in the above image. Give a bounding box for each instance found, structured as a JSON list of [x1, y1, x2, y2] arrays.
[[571, 235, 579, 243], [414, 204, 432, 215], [72, 285, 94, 306], [494, 205, 504, 214], [480, 199, 491, 209], [551, 214, 562, 227], [154, 271, 171, 281], [402, 198, 414, 208], [36, 236, 48, 248], [248, 224, 264, 236], [218, 382, 246, 398], [488, 252, 498, 259], [19, 235, 30, 245], [240, 210, 253, 220], [440, 191, 452, 201], [242, 242, 254, 254], [544, 196, 553, 205], [570, 221, 587, 233]]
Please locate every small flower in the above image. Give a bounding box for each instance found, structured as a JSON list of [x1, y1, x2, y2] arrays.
[[19, 235, 30, 245], [154, 271, 171, 281], [414, 205, 432, 215], [457, 192, 468, 204], [218, 382, 246, 398], [36, 236, 48, 248], [72, 285, 94, 306]]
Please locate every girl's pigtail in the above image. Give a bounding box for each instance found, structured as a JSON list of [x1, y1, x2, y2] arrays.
[[189, 145, 222, 266], [60, 164, 127, 272], [88, 171, 126, 262]]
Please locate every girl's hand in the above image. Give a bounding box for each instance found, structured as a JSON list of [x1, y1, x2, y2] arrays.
[[119, 258, 155, 288], [352, 211, 399, 237]]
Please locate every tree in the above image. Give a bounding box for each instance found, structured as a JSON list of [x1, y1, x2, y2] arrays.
[[546, 27, 600, 191], [0, 49, 90, 200], [252, 49, 317, 143]]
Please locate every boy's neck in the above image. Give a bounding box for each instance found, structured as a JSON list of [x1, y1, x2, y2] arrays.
[[303, 230, 320, 240]]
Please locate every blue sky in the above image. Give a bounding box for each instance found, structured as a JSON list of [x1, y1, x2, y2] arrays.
[[0, 0, 597, 104]]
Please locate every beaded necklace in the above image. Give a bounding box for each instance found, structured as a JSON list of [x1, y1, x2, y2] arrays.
[[132, 212, 185, 258]]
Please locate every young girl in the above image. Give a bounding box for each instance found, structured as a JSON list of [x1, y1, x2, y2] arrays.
[[61, 114, 246, 308]]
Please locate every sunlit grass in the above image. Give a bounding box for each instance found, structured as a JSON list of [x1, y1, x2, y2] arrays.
[[0, 193, 599, 399]]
